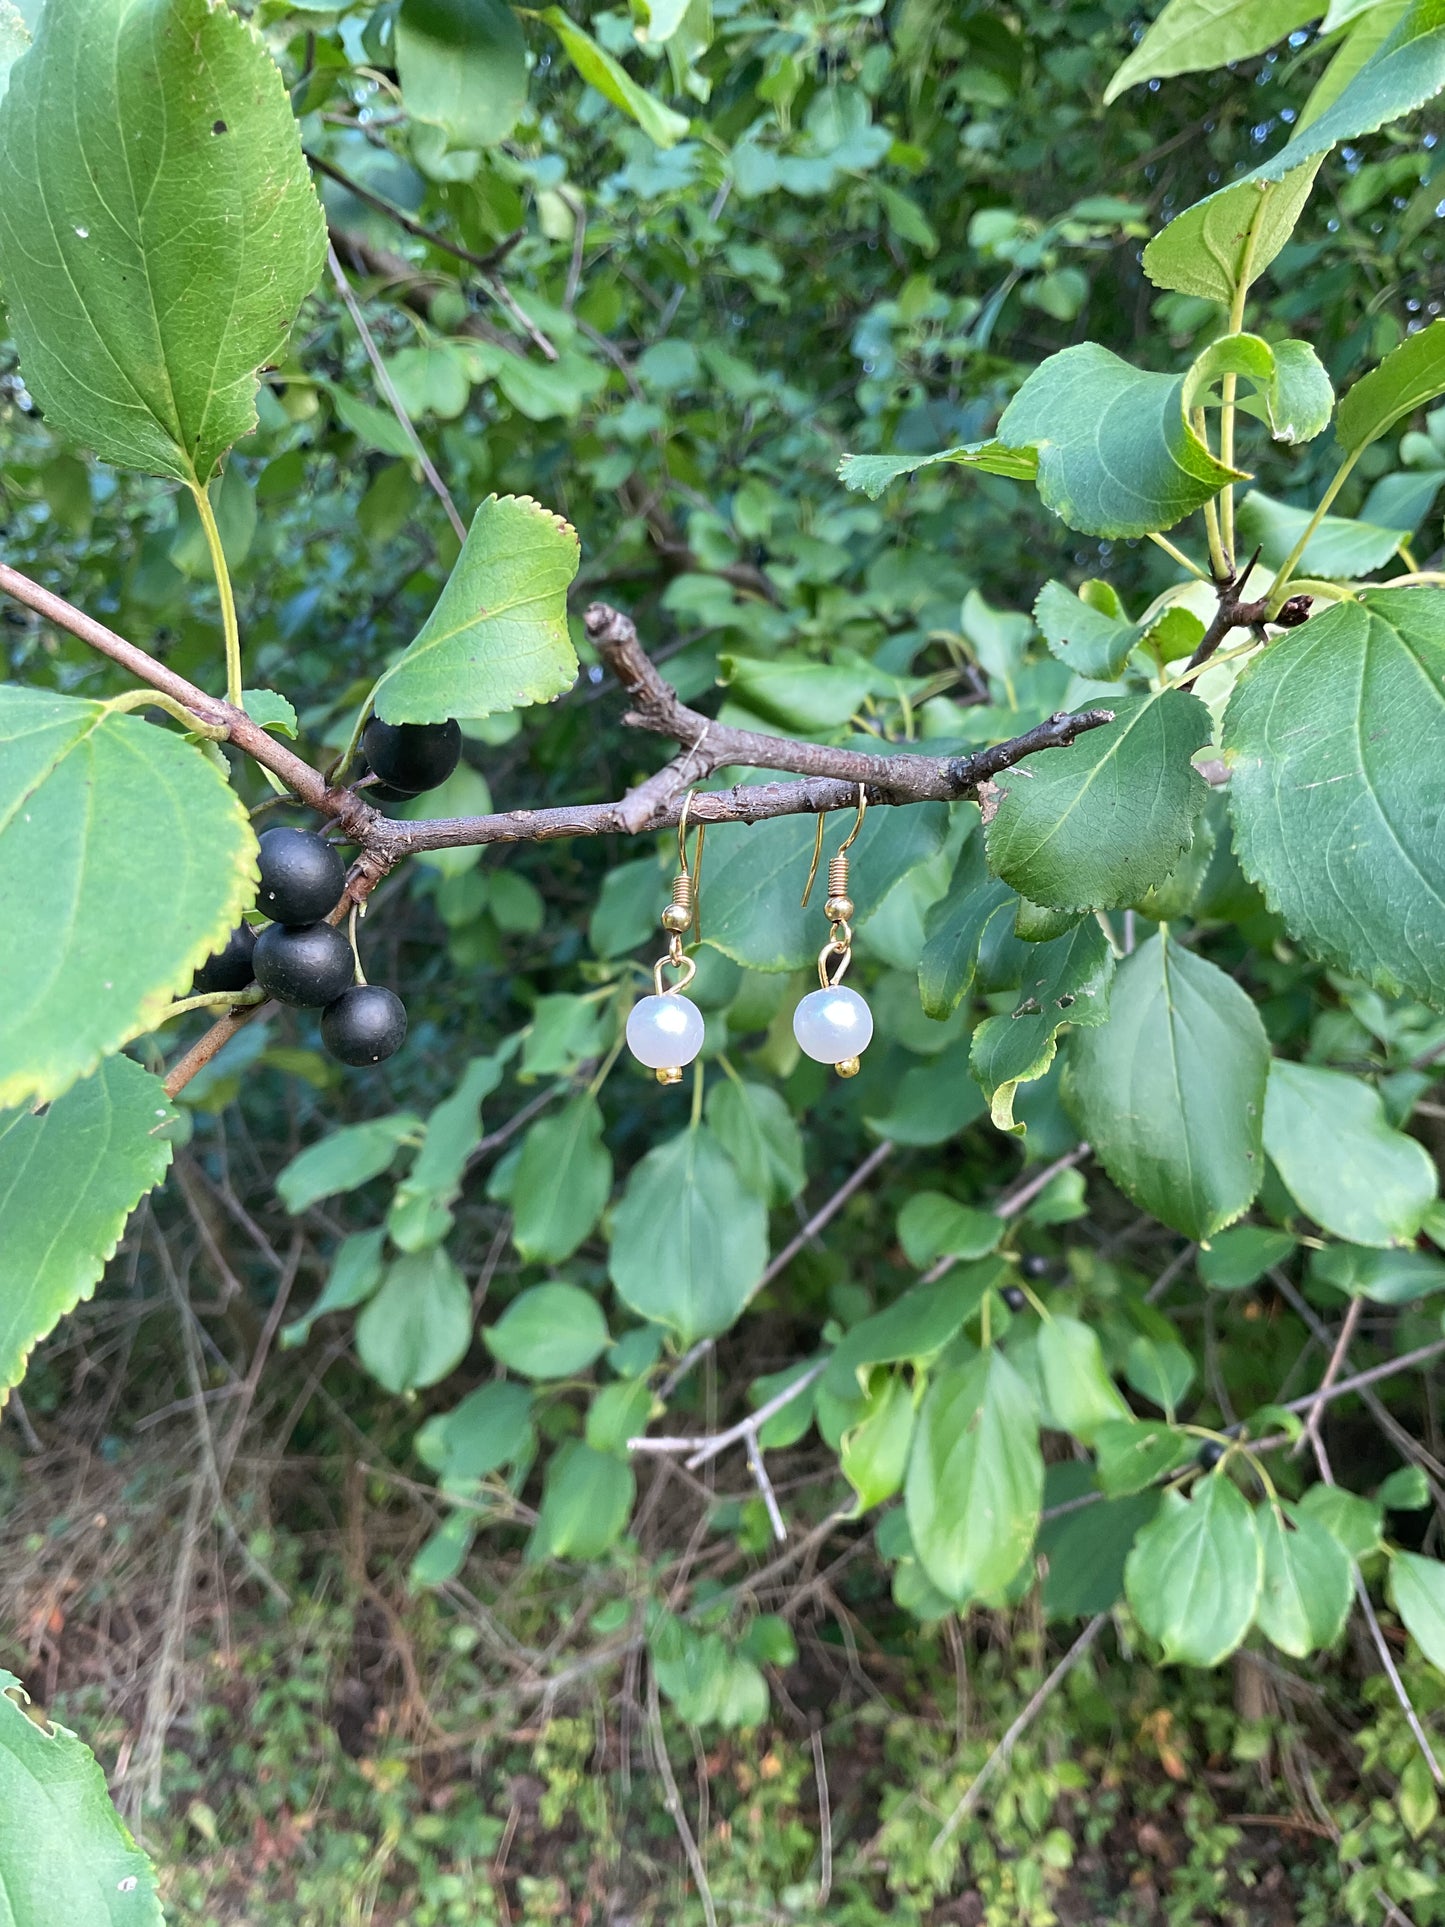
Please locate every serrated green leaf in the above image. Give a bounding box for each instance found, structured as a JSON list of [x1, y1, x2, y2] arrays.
[[1124, 1476, 1262, 1665], [370, 494, 581, 723], [0, 0, 325, 483], [1063, 934, 1270, 1239], [511, 1095, 613, 1264], [0, 1056, 173, 1397], [0, 688, 258, 1110], [1255, 1506, 1353, 1658], [1033, 580, 1143, 681], [0, 1674, 162, 1925], [241, 689, 298, 739], [837, 441, 1039, 499], [1224, 591, 1445, 1008], [1389, 1551, 1445, 1673], [905, 1349, 1042, 1605], [396, 0, 528, 151], [276, 1115, 420, 1215], [528, 1441, 635, 1561], [609, 1127, 767, 1344], [1144, 162, 1322, 305], [995, 343, 1243, 537], [1037, 1314, 1131, 1444], [970, 919, 1116, 1132], [1338, 317, 1445, 453], [1104, 0, 1319, 102], [356, 1248, 473, 1394], [484, 1282, 610, 1380], [984, 689, 1211, 913], [1236, 488, 1404, 577], [1263, 1061, 1436, 1248], [541, 6, 689, 147]]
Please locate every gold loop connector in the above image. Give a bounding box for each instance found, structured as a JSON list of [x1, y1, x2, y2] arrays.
[[653, 951, 698, 997], [817, 933, 853, 989]]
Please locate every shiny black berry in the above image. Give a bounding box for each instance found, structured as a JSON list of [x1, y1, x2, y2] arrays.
[[252, 921, 355, 1007], [321, 985, 408, 1065], [1196, 1440, 1227, 1471], [1001, 1284, 1027, 1312], [256, 826, 346, 926], [1020, 1254, 1052, 1281], [192, 922, 256, 994], [361, 717, 462, 796]]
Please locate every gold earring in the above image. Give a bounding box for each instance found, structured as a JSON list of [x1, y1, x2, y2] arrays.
[[625, 794, 707, 1086], [793, 787, 873, 1078]]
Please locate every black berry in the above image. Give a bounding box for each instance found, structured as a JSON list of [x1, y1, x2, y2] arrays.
[[321, 985, 408, 1065], [1001, 1284, 1027, 1312], [1020, 1254, 1051, 1281], [1196, 1440, 1226, 1471], [362, 718, 462, 796], [192, 921, 256, 994], [252, 921, 355, 1007], [256, 826, 346, 926]]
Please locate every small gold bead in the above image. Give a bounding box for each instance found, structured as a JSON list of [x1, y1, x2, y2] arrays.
[[824, 895, 855, 923], [660, 903, 691, 933], [835, 1056, 862, 1079], [656, 1066, 684, 1086]]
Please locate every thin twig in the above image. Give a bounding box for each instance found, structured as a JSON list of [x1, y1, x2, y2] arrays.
[[812, 1726, 833, 1907], [1296, 1294, 1363, 1458], [309, 150, 522, 275], [746, 1431, 788, 1543], [646, 1666, 717, 1927]]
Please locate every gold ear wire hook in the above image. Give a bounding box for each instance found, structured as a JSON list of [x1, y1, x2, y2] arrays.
[[801, 812, 827, 909], [801, 785, 866, 907], [670, 791, 705, 943], [838, 784, 867, 855]]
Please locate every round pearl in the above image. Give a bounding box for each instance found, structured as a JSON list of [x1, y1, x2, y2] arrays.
[[793, 985, 873, 1065], [627, 993, 705, 1070]]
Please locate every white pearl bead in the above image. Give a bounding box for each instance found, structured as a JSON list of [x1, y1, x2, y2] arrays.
[[793, 985, 873, 1064], [626, 993, 705, 1070]]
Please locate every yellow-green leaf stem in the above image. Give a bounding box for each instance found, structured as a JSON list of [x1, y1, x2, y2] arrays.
[[1265, 448, 1363, 613], [191, 479, 244, 706]]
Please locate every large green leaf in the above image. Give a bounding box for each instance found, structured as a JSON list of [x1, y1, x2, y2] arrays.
[[917, 836, 1014, 1020], [837, 441, 1039, 499], [528, 1440, 635, 1561], [704, 1078, 806, 1205], [703, 795, 947, 971], [1104, 0, 1319, 102], [983, 690, 1212, 913], [1255, 1506, 1353, 1658], [822, 1270, 996, 1401], [1039, 1487, 1160, 1618], [0, 1056, 173, 1397], [1144, 162, 1322, 305], [1033, 580, 1143, 682], [276, 1116, 420, 1215], [970, 919, 1116, 1131], [1235, 488, 1404, 578], [370, 495, 581, 723], [1337, 317, 1445, 454], [994, 344, 1242, 537], [1036, 1313, 1131, 1444], [905, 1349, 1043, 1606], [356, 1248, 473, 1394], [609, 1127, 767, 1344], [1224, 591, 1445, 1007], [510, 1094, 613, 1264], [0, 0, 324, 483], [540, 7, 689, 147], [0, 688, 257, 1110], [396, 0, 527, 151], [0, 1674, 162, 1925], [1124, 1476, 1262, 1665], [1063, 934, 1270, 1240], [1389, 1551, 1445, 1673], [1263, 1061, 1436, 1248], [484, 1282, 610, 1380]]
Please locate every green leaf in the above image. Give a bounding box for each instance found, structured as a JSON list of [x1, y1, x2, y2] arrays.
[[276, 1115, 420, 1215], [1235, 488, 1403, 577], [1143, 162, 1322, 305], [1297, 1483, 1383, 1561], [510, 1095, 614, 1264], [356, 1248, 473, 1394], [1182, 333, 1333, 446], [1033, 579, 1143, 681], [388, 1053, 505, 1249], [896, 1193, 1003, 1268], [585, 1376, 654, 1456], [836, 440, 1039, 499], [918, 836, 1014, 1020], [1039, 1488, 1160, 1618], [1263, 1061, 1436, 1248], [0, 1056, 173, 1397], [1255, 1506, 1353, 1657], [1124, 1476, 1262, 1665], [822, 1269, 995, 1401], [280, 1229, 387, 1349], [994, 343, 1243, 538], [540, 7, 690, 147], [861, 1038, 988, 1147], [417, 1380, 534, 1484], [840, 1371, 916, 1511], [1104, 0, 1319, 101], [1313, 1244, 1445, 1305], [1224, 591, 1445, 1008], [1379, 1465, 1431, 1510], [0, 1675, 162, 1925], [1388, 1552, 1445, 1673], [983, 690, 1212, 913], [1124, 1332, 1197, 1417], [905, 1349, 1043, 1606], [0, 0, 325, 483], [370, 494, 581, 724], [1338, 317, 1445, 453], [720, 654, 883, 732], [241, 689, 298, 739], [705, 1078, 806, 1205], [970, 919, 1116, 1132], [1094, 1419, 1194, 1497], [609, 1127, 767, 1344], [1036, 1314, 1132, 1444], [396, 0, 527, 151], [1197, 1225, 1297, 1291], [0, 688, 257, 1109], [1063, 934, 1270, 1240], [528, 1441, 635, 1561], [702, 793, 947, 972], [484, 1281, 610, 1380]]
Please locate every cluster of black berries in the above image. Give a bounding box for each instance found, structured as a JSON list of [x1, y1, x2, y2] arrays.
[[192, 719, 461, 1066]]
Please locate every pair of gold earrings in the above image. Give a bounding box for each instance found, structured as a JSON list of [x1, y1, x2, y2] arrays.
[[624, 790, 875, 1085]]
